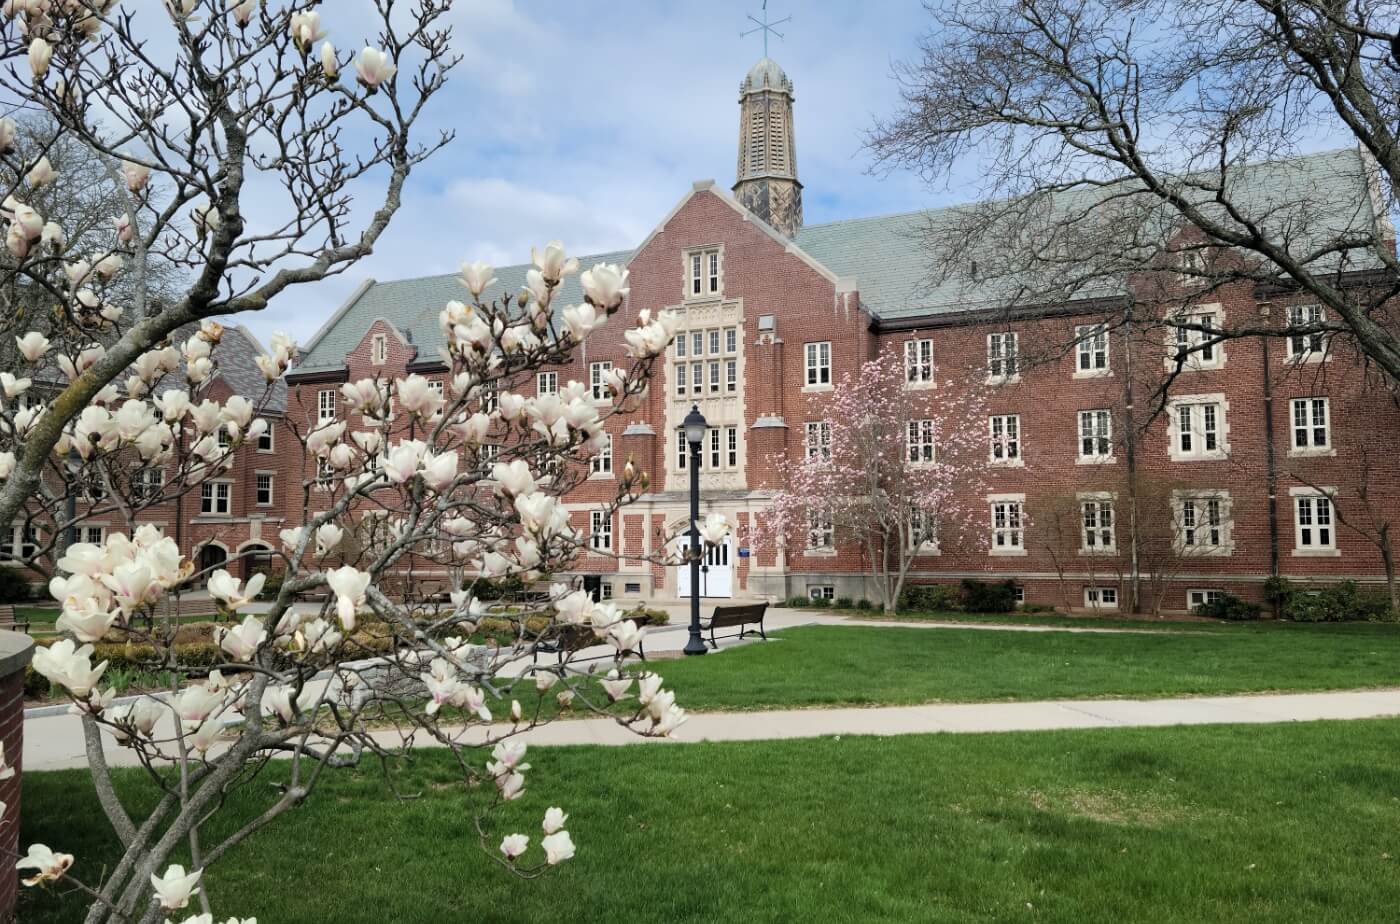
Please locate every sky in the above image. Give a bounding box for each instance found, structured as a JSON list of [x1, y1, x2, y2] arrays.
[[236, 0, 943, 348]]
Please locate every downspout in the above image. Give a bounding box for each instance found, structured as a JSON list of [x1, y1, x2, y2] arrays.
[[1259, 302, 1281, 616], [1120, 304, 1142, 614]]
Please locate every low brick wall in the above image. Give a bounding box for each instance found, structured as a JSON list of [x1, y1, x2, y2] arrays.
[[0, 632, 34, 923]]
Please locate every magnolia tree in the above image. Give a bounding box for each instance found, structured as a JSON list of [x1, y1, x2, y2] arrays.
[[763, 348, 988, 613], [0, 3, 711, 924]]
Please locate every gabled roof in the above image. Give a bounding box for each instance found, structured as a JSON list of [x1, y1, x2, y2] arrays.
[[794, 146, 1389, 321], [293, 147, 1388, 363], [293, 249, 633, 374]]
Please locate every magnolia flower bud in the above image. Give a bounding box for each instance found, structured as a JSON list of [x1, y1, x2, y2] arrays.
[[121, 160, 150, 193], [28, 37, 51, 79], [0, 118, 15, 154], [229, 0, 257, 27], [26, 156, 56, 188], [320, 41, 337, 78]]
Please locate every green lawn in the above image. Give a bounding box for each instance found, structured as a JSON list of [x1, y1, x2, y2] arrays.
[[21, 720, 1400, 923], [823, 605, 1370, 633], [644, 623, 1400, 710]]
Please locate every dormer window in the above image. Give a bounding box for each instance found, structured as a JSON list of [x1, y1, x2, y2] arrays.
[[687, 248, 721, 298]]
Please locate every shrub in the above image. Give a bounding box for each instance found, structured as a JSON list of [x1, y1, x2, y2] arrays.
[[960, 579, 1019, 614], [0, 569, 32, 603], [469, 575, 527, 601], [1195, 593, 1263, 621], [854, 598, 873, 610], [834, 596, 853, 609], [625, 606, 669, 627], [784, 596, 810, 608], [1284, 581, 1393, 622], [898, 583, 961, 613], [1262, 576, 1294, 608], [255, 570, 285, 602]]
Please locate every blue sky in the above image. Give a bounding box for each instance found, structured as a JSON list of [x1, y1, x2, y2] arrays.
[[241, 0, 943, 347]]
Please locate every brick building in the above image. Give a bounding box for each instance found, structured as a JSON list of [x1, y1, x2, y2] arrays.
[[283, 57, 1400, 613]]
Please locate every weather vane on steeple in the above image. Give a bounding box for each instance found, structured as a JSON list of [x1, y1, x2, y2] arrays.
[[741, 0, 790, 58]]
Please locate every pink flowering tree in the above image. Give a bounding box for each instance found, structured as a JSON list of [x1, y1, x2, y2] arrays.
[[0, 4, 707, 923], [764, 348, 988, 613]]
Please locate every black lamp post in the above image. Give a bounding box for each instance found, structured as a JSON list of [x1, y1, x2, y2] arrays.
[[683, 404, 709, 656]]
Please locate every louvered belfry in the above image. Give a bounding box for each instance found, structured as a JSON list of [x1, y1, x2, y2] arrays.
[[733, 57, 802, 237]]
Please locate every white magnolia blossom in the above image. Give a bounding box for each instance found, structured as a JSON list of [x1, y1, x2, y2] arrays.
[[289, 10, 325, 52], [27, 36, 51, 78], [697, 513, 731, 546], [532, 240, 579, 284], [150, 864, 202, 910], [580, 262, 629, 310], [32, 640, 108, 698], [217, 615, 268, 662], [207, 570, 265, 612], [17, 843, 73, 887], [540, 830, 576, 865], [321, 40, 338, 78], [0, 117, 14, 153], [121, 158, 151, 192], [326, 565, 371, 630], [459, 260, 496, 299], [542, 806, 568, 835], [16, 330, 49, 361], [355, 46, 397, 88], [26, 155, 56, 187], [499, 833, 529, 861]]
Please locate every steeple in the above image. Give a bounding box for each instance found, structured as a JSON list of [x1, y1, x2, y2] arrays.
[[733, 56, 803, 237]]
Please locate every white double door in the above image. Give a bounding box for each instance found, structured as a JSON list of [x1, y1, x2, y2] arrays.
[[676, 536, 733, 598]]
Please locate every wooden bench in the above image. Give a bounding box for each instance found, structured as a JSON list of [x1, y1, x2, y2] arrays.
[[532, 623, 646, 664], [153, 598, 220, 620], [702, 602, 768, 649], [0, 605, 31, 635]]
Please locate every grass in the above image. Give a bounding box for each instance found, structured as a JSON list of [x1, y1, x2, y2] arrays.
[[643, 623, 1400, 710], [20, 719, 1400, 923]]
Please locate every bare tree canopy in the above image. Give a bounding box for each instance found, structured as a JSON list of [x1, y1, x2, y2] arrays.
[[868, 0, 1400, 386]]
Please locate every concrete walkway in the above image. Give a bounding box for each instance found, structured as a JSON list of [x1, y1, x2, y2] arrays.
[[24, 688, 1400, 772]]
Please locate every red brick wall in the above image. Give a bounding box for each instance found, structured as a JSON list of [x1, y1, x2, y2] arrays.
[[0, 659, 28, 923]]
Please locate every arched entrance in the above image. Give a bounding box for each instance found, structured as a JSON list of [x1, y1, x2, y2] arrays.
[[196, 543, 227, 581], [240, 543, 274, 582]]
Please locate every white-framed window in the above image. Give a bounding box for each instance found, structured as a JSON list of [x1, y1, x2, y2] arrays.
[[806, 509, 834, 551], [200, 481, 232, 515], [691, 332, 703, 356], [257, 423, 274, 453], [726, 426, 738, 468], [590, 509, 613, 552], [1075, 324, 1110, 376], [1, 523, 39, 562], [1084, 586, 1119, 610], [726, 360, 737, 393], [132, 467, 165, 502], [675, 333, 687, 358], [989, 415, 1021, 464], [709, 428, 722, 469], [676, 429, 689, 470], [674, 366, 687, 397], [1290, 397, 1331, 454], [1169, 395, 1228, 461], [317, 388, 337, 423], [805, 341, 831, 387], [481, 382, 499, 414], [909, 507, 938, 551], [1187, 589, 1224, 612], [1012, 586, 1025, 605], [905, 338, 934, 385], [537, 372, 558, 396], [476, 443, 499, 475], [1077, 409, 1113, 461], [688, 248, 721, 297], [1080, 495, 1116, 552], [690, 362, 703, 395], [217, 428, 232, 451], [372, 334, 387, 365], [591, 434, 613, 476], [808, 585, 835, 601], [589, 361, 612, 401], [987, 332, 1019, 381], [1169, 308, 1224, 369], [1292, 490, 1336, 553], [81, 526, 105, 545], [708, 329, 721, 355], [255, 473, 274, 506], [989, 495, 1025, 554], [1286, 305, 1327, 360], [805, 421, 831, 463], [906, 419, 936, 464], [1176, 492, 1231, 553], [601, 582, 614, 601], [315, 457, 335, 486], [708, 361, 721, 394], [725, 327, 737, 353]]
